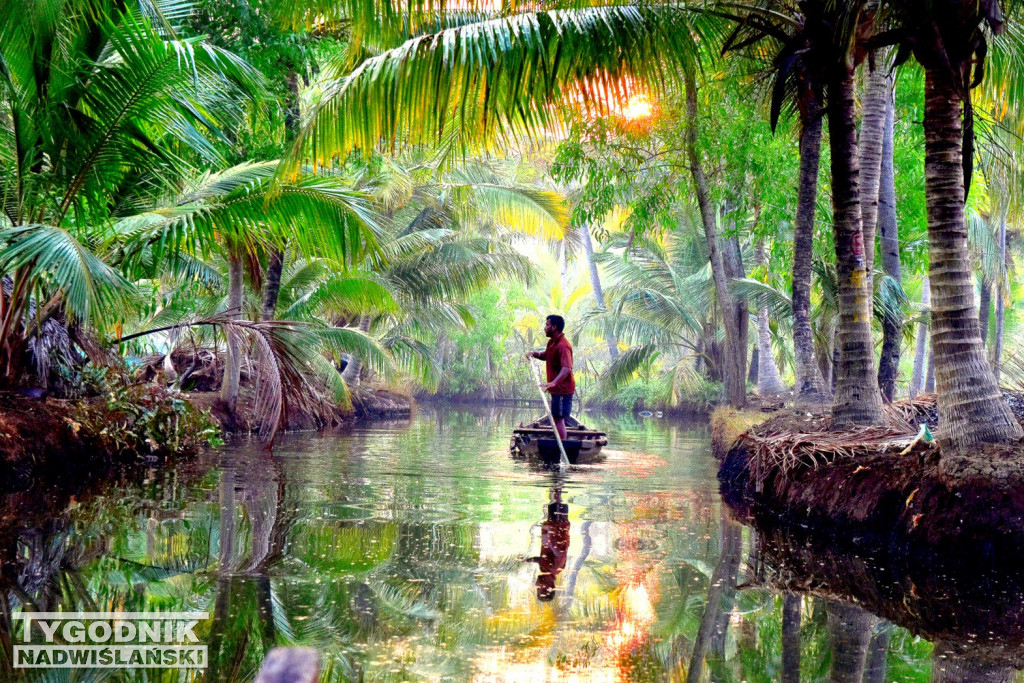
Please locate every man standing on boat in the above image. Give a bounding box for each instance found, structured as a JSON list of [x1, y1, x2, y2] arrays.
[[526, 315, 575, 441]]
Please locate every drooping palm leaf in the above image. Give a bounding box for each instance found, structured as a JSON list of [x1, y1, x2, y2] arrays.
[[282, 6, 707, 175]]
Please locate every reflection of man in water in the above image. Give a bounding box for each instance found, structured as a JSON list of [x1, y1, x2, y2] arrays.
[[526, 488, 570, 601]]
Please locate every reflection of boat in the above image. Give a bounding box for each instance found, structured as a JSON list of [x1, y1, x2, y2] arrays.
[[510, 415, 608, 465]]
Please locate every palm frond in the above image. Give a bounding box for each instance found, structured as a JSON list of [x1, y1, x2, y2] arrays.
[[282, 6, 704, 175], [0, 224, 136, 323]]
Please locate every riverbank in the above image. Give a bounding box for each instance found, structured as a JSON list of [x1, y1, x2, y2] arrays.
[[715, 392, 1024, 565], [0, 383, 412, 491], [191, 383, 413, 433]]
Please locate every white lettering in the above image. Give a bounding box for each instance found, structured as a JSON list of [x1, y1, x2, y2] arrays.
[[176, 621, 200, 643], [138, 621, 160, 643], [37, 620, 60, 643], [63, 622, 85, 643], [114, 621, 136, 643]]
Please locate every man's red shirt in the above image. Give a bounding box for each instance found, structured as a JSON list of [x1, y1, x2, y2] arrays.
[[538, 331, 575, 395]]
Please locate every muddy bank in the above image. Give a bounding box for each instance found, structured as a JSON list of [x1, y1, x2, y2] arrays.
[[0, 391, 213, 491], [0, 382, 411, 490], [717, 393, 1024, 566]]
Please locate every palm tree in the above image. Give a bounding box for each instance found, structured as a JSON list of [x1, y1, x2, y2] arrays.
[[876, 83, 903, 401], [717, 0, 834, 407], [0, 0, 260, 388], [684, 66, 749, 408], [116, 161, 383, 416], [818, 0, 885, 427], [885, 0, 1023, 449]]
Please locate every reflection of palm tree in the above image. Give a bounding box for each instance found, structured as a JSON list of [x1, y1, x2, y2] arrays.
[[687, 517, 742, 683], [209, 451, 290, 680], [781, 594, 801, 683], [826, 600, 877, 683]]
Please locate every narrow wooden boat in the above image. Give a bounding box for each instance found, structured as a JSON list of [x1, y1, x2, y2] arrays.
[[510, 415, 608, 464]]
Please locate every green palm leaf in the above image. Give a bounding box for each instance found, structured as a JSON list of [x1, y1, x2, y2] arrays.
[[0, 224, 136, 323], [282, 6, 703, 175]]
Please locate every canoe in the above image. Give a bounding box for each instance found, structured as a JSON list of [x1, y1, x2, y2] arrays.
[[510, 415, 608, 465]]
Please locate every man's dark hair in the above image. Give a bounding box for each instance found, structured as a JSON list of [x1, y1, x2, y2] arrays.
[[546, 314, 565, 332]]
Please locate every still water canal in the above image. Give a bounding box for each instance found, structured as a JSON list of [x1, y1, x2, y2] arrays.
[[1, 407, 1019, 680]]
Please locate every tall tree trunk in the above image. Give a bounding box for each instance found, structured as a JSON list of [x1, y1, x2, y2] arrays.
[[582, 225, 618, 361], [922, 70, 1021, 449], [341, 316, 371, 385], [724, 235, 751, 395], [221, 248, 244, 414], [685, 68, 746, 408], [260, 248, 284, 322], [793, 83, 830, 407], [260, 71, 301, 322], [978, 277, 992, 347], [911, 277, 931, 398], [827, 601, 876, 683], [877, 86, 903, 402], [827, 67, 883, 427], [858, 60, 892, 300], [755, 240, 787, 395], [926, 346, 936, 393], [749, 347, 759, 384], [993, 218, 1007, 384], [781, 594, 802, 683]]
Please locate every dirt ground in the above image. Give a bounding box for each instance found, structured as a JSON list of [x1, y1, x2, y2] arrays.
[[717, 392, 1024, 565]]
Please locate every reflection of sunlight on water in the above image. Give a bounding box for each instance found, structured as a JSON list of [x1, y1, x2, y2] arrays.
[[599, 450, 666, 479], [472, 648, 618, 682]]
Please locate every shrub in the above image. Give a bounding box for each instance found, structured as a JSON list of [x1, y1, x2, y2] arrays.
[[70, 367, 223, 455]]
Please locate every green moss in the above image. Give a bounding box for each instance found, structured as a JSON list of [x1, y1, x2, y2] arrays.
[[710, 406, 771, 458]]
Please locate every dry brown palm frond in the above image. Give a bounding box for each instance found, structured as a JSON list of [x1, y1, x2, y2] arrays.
[[737, 395, 940, 490], [119, 314, 391, 442]]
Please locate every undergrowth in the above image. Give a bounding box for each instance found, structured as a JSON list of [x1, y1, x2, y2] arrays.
[[70, 367, 223, 456]]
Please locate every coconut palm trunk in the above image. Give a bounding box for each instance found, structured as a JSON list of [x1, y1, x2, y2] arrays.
[[858, 61, 892, 299], [910, 277, 930, 398], [827, 601, 876, 683], [341, 316, 371, 385], [582, 225, 618, 361], [260, 248, 285, 321], [877, 87, 903, 401], [827, 67, 883, 427], [863, 625, 890, 683], [993, 218, 1007, 384], [755, 240, 787, 396], [781, 595, 802, 683], [793, 84, 830, 407], [685, 68, 746, 408], [979, 277, 992, 346], [921, 70, 1021, 449], [259, 71, 301, 322], [221, 247, 245, 413]]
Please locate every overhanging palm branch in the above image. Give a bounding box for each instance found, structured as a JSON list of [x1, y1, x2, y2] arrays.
[[281, 6, 708, 175], [114, 161, 382, 270], [0, 224, 136, 323]]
